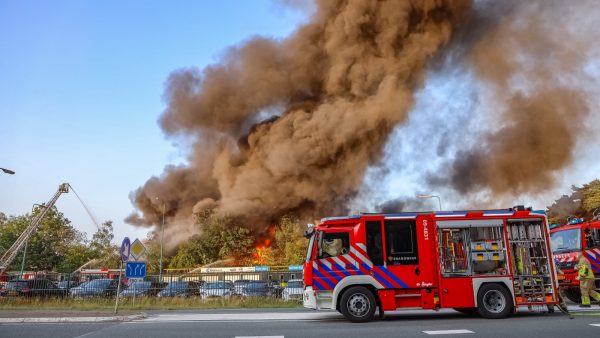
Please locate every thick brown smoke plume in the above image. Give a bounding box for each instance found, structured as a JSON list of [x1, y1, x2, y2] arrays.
[[429, 0, 594, 196], [127, 0, 471, 240]]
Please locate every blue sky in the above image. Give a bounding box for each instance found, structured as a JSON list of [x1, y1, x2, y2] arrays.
[[0, 0, 308, 242]]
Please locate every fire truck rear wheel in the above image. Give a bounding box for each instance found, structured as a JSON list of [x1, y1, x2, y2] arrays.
[[340, 286, 377, 323], [476, 283, 513, 319], [564, 289, 581, 304]]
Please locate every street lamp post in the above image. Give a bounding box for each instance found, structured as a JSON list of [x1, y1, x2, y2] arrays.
[[417, 195, 443, 211], [156, 198, 166, 281], [1, 168, 15, 175]]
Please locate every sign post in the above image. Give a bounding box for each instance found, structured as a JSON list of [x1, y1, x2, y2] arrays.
[[114, 237, 130, 315]]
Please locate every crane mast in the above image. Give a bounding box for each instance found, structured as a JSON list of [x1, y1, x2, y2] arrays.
[[0, 183, 69, 274]]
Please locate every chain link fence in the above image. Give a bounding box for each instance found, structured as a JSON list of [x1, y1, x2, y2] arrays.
[[0, 269, 304, 301]]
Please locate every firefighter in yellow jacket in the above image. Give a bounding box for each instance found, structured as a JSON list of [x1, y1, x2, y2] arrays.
[[575, 254, 600, 307]]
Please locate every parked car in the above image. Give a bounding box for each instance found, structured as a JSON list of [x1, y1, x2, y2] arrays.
[[240, 281, 271, 297], [120, 281, 165, 298], [233, 279, 251, 296], [282, 279, 304, 301], [157, 281, 200, 298], [200, 281, 234, 299], [70, 278, 120, 298], [0, 279, 67, 298], [56, 280, 80, 291]]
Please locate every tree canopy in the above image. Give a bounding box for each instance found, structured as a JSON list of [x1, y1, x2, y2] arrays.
[[168, 210, 254, 269], [547, 179, 600, 224], [0, 207, 118, 273]]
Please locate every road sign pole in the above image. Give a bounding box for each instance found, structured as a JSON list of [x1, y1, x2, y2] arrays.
[[114, 259, 123, 315]]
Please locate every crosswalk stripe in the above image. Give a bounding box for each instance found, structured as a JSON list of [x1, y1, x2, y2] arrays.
[[590, 324, 600, 327], [423, 329, 474, 335]]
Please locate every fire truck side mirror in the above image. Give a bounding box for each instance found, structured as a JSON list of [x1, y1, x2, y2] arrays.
[[304, 224, 315, 238]]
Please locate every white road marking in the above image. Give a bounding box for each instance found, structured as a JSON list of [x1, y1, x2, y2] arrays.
[[590, 324, 600, 327], [423, 329, 474, 335], [235, 336, 284, 338], [74, 331, 101, 338]]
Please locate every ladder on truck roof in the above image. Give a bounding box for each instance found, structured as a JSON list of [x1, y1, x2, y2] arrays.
[[0, 183, 69, 274], [359, 206, 534, 217]]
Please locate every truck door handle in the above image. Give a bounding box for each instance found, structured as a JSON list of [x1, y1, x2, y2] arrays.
[[415, 267, 420, 276]]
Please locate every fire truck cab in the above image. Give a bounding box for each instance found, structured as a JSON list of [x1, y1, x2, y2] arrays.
[[550, 213, 600, 303], [303, 207, 559, 322]]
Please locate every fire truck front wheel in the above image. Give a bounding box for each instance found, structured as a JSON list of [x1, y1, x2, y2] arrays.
[[476, 283, 513, 319], [339, 286, 377, 323]]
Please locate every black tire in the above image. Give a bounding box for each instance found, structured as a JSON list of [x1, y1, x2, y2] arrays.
[[476, 283, 513, 319], [339, 286, 377, 323], [454, 308, 477, 315], [564, 289, 581, 303]]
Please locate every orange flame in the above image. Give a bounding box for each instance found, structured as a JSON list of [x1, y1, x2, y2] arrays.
[[252, 225, 276, 264]]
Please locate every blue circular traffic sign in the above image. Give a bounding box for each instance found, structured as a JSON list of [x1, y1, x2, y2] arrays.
[[120, 237, 131, 262]]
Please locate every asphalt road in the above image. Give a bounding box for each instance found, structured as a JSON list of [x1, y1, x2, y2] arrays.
[[2, 307, 600, 338]]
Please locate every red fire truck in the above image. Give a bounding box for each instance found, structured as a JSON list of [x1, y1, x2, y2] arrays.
[[550, 211, 600, 303], [303, 207, 559, 322]]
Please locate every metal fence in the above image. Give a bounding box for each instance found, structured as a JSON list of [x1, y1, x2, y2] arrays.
[[0, 270, 305, 301]]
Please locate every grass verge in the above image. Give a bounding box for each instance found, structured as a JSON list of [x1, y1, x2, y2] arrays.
[[0, 297, 303, 311]]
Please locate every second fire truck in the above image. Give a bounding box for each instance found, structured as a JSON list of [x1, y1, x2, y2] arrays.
[[303, 206, 559, 322], [550, 210, 600, 303]]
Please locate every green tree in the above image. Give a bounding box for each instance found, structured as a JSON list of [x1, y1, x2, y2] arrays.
[[144, 233, 167, 274], [252, 216, 308, 266], [58, 243, 94, 272], [0, 207, 89, 272], [168, 241, 197, 269], [89, 221, 119, 269], [547, 179, 600, 224], [167, 210, 254, 269], [273, 216, 308, 266], [580, 179, 600, 215]]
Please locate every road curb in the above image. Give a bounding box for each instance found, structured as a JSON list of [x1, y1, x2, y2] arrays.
[[0, 312, 147, 323]]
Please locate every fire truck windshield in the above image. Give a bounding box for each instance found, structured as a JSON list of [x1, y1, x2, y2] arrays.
[[550, 228, 581, 252]]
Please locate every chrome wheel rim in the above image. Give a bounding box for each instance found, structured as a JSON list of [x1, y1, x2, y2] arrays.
[[347, 293, 370, 317], [483, 290, 506, 313]]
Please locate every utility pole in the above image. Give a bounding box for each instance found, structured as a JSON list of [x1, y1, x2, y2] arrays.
[[156, 198, 166, 282]]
